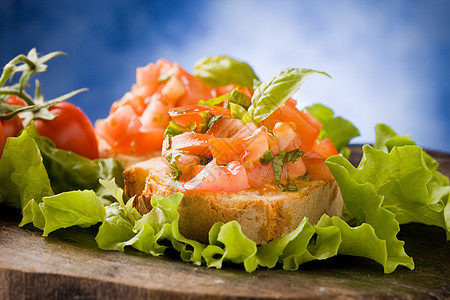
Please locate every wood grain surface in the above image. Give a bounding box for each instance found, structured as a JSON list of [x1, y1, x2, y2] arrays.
[[1, 145, 449, 299]]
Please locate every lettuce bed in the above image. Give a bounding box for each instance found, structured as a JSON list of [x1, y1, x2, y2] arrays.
[[0, 124, 448, 273]]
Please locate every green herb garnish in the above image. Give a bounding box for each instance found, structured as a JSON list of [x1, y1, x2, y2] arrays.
[[260, 149, 305, 189]]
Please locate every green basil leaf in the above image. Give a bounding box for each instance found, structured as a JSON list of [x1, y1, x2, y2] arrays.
[[244, 68, 330, 124], [164, 120, 193, 149], [194, 56, 259, 88], [260, 150, 273, 164], [164, 151, 186, 180], [284, 149, 304, 164], [229, 102, 247, 119], [229, 88, 252, 109], [198, 93, 230, 106], [272, 150, 286, 188]]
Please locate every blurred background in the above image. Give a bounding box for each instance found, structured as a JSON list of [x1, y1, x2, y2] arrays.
[[1, 0, 449, 152]]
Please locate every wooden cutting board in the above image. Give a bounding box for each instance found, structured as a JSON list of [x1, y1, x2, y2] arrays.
[[1, 145, 449, 299]]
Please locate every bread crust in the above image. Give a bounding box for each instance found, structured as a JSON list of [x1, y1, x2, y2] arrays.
[[124, 157, 343, 245]]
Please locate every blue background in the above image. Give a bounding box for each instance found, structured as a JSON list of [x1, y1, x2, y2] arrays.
[[1, 0, 449, 152]]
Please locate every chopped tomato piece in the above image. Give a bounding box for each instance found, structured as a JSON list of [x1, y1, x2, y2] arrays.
[[182, 159, 250, 192], [140, 95, 172, 130], [240, 127, 270, 166], [312, 138, 338, 158], [246, 163, 274, 187], [209, 137, 244, 165], [272, 122, 297, 151], [168, 105, 232, 127], [208, 126, 273, 166], [285, 157, 307, 179], [133, 128, 166, 154], [302, 155, 334, 180], [262, 99, 321, 152], [111, 92, 146, 115], [175, 67, 213, 106], [205, 118, 247, 138], [136, 60, 164, 96], [162, 132, 211, 157], [96, 105, 141, 147], [161, 75, 186, 101]]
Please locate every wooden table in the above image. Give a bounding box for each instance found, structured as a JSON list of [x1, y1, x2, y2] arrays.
[[1, 145, 449, 299]]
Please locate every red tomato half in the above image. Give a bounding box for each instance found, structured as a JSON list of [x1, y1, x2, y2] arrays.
[[34, 102, 99, 159]]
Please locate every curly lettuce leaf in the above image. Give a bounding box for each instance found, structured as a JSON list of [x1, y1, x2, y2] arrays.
[[327, 142, 449, 240], [40, 190, 105, 236], [25, 124, 124, 196], [305, 103, 360, 153], [0, 128, 53, 210], [0, 124, 120, 234], [93, 187, 413, 273]]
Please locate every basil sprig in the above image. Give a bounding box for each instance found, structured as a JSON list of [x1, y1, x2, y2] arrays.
[[242, 68, 330, 124]]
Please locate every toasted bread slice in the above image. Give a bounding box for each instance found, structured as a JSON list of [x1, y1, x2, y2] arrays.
[[124, 157, 343, 245]]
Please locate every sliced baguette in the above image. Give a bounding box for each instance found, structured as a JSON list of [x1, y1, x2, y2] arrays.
[[123, 157, 343, 245]]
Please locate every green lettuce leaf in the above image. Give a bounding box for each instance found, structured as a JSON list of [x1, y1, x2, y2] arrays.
[[0, 124, 121, 234], [40, 190, 105, 236], [327, 142, 449, 241], [194, 56, 259, 89], [25, 124, 124, 196], [242, 68, 330, 124], [305, 103, 360, 153], [0, 128, 53, 210]]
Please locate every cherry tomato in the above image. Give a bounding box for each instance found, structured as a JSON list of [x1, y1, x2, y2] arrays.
[[34, 102, 99, 159], [0, 122, 6, 158], [1, 96, 26, 138]]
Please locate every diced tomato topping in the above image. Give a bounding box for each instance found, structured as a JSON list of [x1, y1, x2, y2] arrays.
[[133, 128, 166, 154], [182, 159, 250, 192], [302, 139, 338, 180], [262, 99, 321, 152], [272, 122, 297, 151], [162, 132, 211, 157], [140, 95, 172, 130], [240, 127, 271, 166], [96, 59, 215, 156], [302, 155, 334, 181], [246, 163, 275, 187], [168, 105, 232, 128], [312, 138, 338, 158], [285, 157, 307, 179], [205, 118, 247, 138], [208, 126, 273, 167], [175, 67, 213, 106]]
